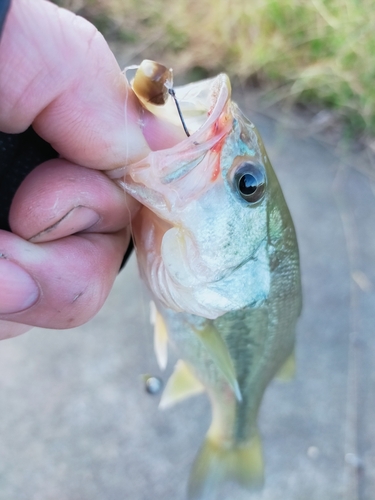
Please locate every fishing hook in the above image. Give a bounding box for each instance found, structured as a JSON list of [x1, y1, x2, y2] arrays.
[[168, 88, 190, 137]]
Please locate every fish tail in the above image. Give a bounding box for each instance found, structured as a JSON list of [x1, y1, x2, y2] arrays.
[[188, 432, 264, 500]]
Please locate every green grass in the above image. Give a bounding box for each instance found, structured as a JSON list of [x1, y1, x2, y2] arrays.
[[59, 0, 375, 138]]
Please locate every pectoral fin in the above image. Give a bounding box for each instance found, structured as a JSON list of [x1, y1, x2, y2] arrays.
[[159, 360, 205, 409], [193, 324, 241, 402], [188, 431, 264, 500], [276, 351, 296, 382], [150, 301, 168, 371]]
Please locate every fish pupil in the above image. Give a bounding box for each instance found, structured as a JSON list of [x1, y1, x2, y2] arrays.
[[239, 174, 257, 195], [233, 161, 266, 203]]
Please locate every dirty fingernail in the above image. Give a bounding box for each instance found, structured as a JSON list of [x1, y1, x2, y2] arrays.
[[30, 207, 100, 243], [0, 260, 40, 314]]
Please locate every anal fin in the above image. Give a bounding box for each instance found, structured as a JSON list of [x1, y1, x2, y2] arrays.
[[159, 360, 205, 409]]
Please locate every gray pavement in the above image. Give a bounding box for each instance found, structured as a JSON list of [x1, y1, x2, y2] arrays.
[[1, 90, 375, 500]]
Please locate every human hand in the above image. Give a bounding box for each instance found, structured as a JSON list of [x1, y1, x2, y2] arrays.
[[0, 0, 181, 340]]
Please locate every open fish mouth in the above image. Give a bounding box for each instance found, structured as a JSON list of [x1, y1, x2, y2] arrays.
[[108, 72, 233, 196]]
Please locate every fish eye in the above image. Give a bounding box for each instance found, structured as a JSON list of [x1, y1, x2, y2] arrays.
[[234, 162, 266, 203]]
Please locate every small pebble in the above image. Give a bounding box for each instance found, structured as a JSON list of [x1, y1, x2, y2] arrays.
[[145, 376, 163, 395]]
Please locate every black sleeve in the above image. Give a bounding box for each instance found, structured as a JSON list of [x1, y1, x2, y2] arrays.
[[0, 0, 11, 37]]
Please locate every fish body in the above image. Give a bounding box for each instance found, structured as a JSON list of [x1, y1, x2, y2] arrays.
[[111, 61, 301, 498]]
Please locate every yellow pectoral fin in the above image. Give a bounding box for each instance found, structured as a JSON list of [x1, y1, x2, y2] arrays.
[[193, 324, 242, 402], [188, 431, 264, 500], [276, 351, 296, 382], [159, 360, 205, 409], [150, 301, 169, 371]]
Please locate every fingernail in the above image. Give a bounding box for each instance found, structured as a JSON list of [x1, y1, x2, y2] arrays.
[[0, 259, 40, 314], [30, 206, 100, 243]]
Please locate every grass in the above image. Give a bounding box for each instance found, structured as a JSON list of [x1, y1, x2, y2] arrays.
[[58, 0, 375, 139]]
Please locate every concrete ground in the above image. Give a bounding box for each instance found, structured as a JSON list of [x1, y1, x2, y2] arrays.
[[1, 88, 375, 500]]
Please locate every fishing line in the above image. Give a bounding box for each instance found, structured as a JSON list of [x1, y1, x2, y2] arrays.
[[122, 79, 136, 246], [121, 70, 154, 372]]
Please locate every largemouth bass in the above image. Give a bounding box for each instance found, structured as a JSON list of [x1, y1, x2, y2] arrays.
[[111, 61, 302, 499]]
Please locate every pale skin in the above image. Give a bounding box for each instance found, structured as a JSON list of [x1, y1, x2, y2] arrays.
[[0, 0, 179, 340]]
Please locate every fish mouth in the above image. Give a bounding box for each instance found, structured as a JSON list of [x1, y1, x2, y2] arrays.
[[108, 73, 233, 189]]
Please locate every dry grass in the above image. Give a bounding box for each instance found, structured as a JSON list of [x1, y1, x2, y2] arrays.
[[58, 0, 375, 137]]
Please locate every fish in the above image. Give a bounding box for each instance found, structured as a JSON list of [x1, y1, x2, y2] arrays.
[[110, 60, 302, 499]]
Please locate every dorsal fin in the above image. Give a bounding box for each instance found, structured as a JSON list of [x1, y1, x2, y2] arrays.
[[159, 360, 205, 409]]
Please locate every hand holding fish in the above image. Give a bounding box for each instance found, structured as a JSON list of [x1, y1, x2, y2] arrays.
[[0, 0, 175, 340]]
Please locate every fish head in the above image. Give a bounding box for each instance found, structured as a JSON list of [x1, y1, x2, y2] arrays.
[[112, 73, 294, 319]]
